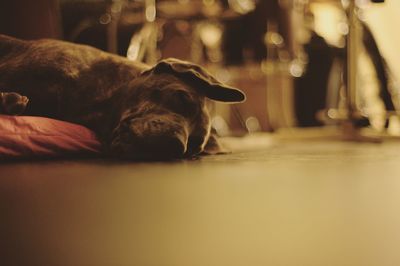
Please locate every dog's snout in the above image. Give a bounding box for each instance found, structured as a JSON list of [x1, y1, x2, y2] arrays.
[[144, 136, 186, 158], [112, 116, 190, 160], [187, 136, 205, 156], [111, 134, 187, 160]]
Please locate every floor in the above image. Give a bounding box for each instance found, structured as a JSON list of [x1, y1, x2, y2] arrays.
[[2, 129, 400, 265]]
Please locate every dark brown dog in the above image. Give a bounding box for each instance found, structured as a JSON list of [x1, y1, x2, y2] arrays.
[[0, 34, 245, 160]]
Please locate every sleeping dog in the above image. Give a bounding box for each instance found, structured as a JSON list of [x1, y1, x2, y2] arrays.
[[0, 34, 245, 160]]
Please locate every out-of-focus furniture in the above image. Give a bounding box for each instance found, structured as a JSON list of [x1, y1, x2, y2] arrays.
[[0, 0, 62, 39]]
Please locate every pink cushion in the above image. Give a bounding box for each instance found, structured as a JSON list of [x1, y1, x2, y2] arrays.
[[0, 115, 101, 158]]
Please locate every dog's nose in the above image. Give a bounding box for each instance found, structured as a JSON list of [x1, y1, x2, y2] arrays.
[[140, 135, 186, 159], [124, 117, 189, 159], [186, 136, 205, 156]]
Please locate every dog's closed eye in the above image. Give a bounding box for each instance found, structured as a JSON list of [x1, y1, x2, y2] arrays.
[[165, 91, 198, 116], [150, 89, 198, 116]]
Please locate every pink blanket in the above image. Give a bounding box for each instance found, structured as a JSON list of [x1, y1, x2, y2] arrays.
[[0, 115, 101, 158]]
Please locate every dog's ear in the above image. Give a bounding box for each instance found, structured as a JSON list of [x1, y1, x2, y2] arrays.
[[143, 58, 246, 103]]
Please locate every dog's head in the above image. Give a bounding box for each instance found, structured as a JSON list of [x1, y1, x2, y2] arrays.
[[110, 58, 245, 160]]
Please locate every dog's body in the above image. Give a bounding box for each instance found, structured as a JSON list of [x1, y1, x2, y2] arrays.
[[0, 34, 245, 159]]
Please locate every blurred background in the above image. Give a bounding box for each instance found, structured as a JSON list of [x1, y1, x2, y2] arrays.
[[1, 0, 399, 138]]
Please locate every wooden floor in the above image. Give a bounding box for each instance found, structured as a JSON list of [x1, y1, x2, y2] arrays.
[[2, 130, 400, 265]]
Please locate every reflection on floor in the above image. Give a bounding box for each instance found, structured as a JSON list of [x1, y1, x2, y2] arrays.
[[2, 127, 400, 266]]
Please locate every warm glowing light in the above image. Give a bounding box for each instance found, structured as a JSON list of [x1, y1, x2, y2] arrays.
[[211, 116, 230, 136], [203, 0, 215, 7], [99, 14, 112, 25], [145, 6, 156, 22], [289, 61, 304, 78], [245, 117, 261, 133]]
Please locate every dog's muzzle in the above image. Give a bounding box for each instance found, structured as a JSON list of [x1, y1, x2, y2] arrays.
[[110, 114, 190, 160]]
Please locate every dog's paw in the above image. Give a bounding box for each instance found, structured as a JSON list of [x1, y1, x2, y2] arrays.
[[0, 92, 29, 115]]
